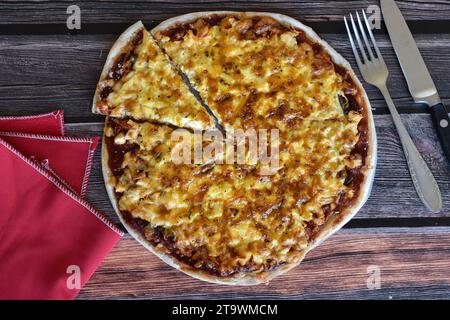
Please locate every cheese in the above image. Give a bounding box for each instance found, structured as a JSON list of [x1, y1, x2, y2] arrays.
[[105, 14, 366, 277], [108, 111, 362, 275], [103, 30, 214, 130], [156, 16, 347, 131]]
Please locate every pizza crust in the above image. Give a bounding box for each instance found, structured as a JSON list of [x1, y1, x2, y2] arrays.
[[102, 12, 377, 285], [92, 21, 145, 115]]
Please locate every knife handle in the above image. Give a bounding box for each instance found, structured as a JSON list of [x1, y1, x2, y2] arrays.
[[430, 103, 450, 162]]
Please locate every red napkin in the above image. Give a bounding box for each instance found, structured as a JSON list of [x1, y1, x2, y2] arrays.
[[0, 138, 123, 300], [0, 132, 98, 197], [0, 110, 97, 197], [0, 110, 65, 136]]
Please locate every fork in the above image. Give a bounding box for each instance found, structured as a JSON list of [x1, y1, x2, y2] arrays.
[[345, 11, 442, 213]]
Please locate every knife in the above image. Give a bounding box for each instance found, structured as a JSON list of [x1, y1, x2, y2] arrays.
[[381, 0, 450, 162]]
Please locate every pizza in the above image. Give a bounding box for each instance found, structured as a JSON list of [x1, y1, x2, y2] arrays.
[[154, 15, 352, 131], [96, 12, 377, 285], [92, 21, 215, 130]]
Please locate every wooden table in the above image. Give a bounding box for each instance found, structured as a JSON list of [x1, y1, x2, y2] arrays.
[[1, 0, 449, 299]]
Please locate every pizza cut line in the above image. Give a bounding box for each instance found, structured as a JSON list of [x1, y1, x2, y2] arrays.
[[95, 12, 376, 285], [154, 15, 355, 131], [92, 22, 215, 131]]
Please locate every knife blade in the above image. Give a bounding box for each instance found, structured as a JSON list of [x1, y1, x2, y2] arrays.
[[381, 0, 450, 162]]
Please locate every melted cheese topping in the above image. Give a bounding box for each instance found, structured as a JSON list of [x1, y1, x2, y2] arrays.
[[102, 30, 214, 130], [107, 112, 362, 275], [155, 16, 349, 131], [104, 14, 367, 278]]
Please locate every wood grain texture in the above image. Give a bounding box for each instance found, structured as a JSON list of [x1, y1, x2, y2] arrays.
[[62, 113, 450, 227], [78, 227, 450, 299], [1, 1, 450, 25], [0, 33, 449, 122], [1, 0, 450, 300]]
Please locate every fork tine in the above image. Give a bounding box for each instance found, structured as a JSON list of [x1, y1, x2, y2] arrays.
[[356, 11, 374, 60], [349, 13, 368, 64], [344, 16, 363, 69], [362, 10, 382, 59]]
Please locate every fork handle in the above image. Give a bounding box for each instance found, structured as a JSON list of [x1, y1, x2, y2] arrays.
[[379, 85, 442, 213]]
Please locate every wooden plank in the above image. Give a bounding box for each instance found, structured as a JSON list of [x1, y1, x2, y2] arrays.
[[61, 113, 450, 226], [0, 33, 449, 122], [77, 227, 450, 299], [1, 1, 450, 26], [0, 86, 444, 123]]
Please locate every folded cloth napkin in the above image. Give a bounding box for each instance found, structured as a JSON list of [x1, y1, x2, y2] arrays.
[[0, 137, 123, 299], [0, 110, 121, 299], [0, 110, 65, 135], [0, 132, 98, 197]]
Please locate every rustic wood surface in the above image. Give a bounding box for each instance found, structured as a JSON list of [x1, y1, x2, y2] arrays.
[[1, 0, 450, 300], [80, 228, 450, 299], [0, 33, 450, 120]]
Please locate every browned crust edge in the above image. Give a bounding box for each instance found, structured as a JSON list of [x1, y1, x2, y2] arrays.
[[102, 11, 377, 285], [91, 21, 145, 115]]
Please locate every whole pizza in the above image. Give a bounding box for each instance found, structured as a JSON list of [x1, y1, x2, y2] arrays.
[[92, 12, 376, 285]]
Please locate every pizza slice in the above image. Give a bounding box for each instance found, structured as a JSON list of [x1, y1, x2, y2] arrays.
[[92, 21, 215, 130], [153, 15, 354, 131]]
